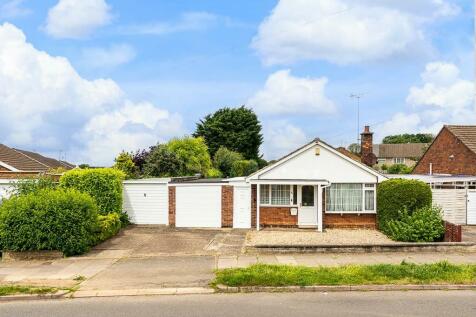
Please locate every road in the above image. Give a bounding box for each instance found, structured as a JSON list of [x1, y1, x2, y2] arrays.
[[1, 291, 476, 317]]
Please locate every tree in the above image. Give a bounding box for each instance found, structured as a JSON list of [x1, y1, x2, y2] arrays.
[[213, 147, 244, 177], [347, 143, 361, 154], [382, 134, 434, 144], [113, 151, 138, 179], [194, 106, 263, 160], [132, 148, 153, 173], [143, 145, 185, 177], [165, 136, 212, 176], [230, 159, 259, 177]]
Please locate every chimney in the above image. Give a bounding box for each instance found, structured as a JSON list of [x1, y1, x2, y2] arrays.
[[360, 125, 377, 167]]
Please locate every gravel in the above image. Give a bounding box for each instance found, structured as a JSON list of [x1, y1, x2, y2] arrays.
[[246, 229, 394, 246]]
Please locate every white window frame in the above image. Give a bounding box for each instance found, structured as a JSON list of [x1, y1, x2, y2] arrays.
[[393, 157, 405, 164], [325, 183, 376, 214], [259, 184, 297, 207]]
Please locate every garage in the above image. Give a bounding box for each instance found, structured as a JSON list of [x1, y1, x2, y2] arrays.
[[123, 179, 169, 225], [175, 184, 222, 228]]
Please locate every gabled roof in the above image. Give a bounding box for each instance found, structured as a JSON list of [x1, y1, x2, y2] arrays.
[[445, 125, 476, 154], [0, 144, 74, 172], [373, 143, 429, 158]]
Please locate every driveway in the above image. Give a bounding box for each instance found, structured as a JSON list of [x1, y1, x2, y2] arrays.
[[462, 226, 476, 242]]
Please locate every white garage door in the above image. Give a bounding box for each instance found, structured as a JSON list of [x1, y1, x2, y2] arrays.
[[233, 185, 251, 228], [467, 191, 476, 225], [123, 183, 168, 225], [175, 185, 222, 228]]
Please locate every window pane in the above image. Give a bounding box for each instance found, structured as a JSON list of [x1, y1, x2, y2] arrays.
[[325, 183, 362, 212], [293, 185, 297, 205], [271, 185, 290, 205], [365, 190, 375, 211], [260, 185, 270, 204], [301, 186, 314, 206]]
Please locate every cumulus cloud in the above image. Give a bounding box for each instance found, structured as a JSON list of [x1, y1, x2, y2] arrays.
[[81, 44, 136, 69], [376, 61, 474, 140], [45, 0, 112, 39], [261, 121, 308, 159], [248, 70, 336, 115], [252, 0, 459, 65], [0, 23, 182, 165]]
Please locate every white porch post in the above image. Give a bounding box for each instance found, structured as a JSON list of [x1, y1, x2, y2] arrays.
[[256, 183, 260, 231], [317, 184, 323, 232]]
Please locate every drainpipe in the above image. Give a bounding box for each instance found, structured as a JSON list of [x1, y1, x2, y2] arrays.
[[429, 163, 433, 176]]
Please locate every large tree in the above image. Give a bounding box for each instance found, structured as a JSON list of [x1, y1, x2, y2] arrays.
[[382, 134, 434, 144], [194, 106, 263, 160]]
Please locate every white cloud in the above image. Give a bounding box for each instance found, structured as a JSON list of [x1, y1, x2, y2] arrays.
[[45, 0, 112, 39], [81, 44, 136, 69], [0, 23, 182, 165], [376, 61, 474, 141], [252, 0, 459, 65], [261, 121, 308, 159], [248, 70, 336, 115], [0, 0, 31, 19], [120, 11, 219, 35]]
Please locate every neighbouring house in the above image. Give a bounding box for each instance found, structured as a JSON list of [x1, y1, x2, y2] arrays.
[[374, 143, 428, 168], [413, 125, 476, 176], [0, 144, 74, 179], [123, 138, 387, 230]]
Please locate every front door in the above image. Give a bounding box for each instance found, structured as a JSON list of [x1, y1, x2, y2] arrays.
[[298, 185, 317, 227]]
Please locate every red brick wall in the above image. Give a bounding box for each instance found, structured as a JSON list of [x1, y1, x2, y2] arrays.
[[444, 221, 462, 242], [168, 186, 176, 227], [260, 207, 297, 227], [413, 127, 476, 175], [251, 184, 257, 228], [221, 185, 233, 228]]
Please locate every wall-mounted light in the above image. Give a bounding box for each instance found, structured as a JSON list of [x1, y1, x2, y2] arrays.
[[315, 147, 320, 156]]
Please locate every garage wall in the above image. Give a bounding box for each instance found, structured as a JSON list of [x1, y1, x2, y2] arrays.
[[123, 182, 169, 225], [432, 189, 467, 224]]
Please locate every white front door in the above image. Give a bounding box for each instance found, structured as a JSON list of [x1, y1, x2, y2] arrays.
[[298, 185, 318, 227], [467, 191, 476, 225]]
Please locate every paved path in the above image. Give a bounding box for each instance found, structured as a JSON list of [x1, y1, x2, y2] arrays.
[[1, 291, 476, 317]]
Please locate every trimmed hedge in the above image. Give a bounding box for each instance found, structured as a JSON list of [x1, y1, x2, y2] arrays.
[[92, 213, 122, 244], [60, 168, 125, 215], [386, 206, 445, 242], [377, 179, 432, 234], [0, 189, 98, 256]]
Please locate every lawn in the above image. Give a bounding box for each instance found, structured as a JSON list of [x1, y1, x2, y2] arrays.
[[214, 261, 476, 287], [0, 285, 59, 296]]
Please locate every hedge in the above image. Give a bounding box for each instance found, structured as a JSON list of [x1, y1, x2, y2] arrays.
[[60, 168, 125, 215], [0, 189, 98, 256], [92, 213, 122, 245], [377, 179, 432, 234]]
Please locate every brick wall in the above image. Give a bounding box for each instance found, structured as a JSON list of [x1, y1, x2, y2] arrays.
[[221, 185, 233, 228], [444, 221, 462, 242], [251, 184, 257, 228], [260, 207, 297, 227], [413, 127, 476, 175], [168, 186, 176, 227]]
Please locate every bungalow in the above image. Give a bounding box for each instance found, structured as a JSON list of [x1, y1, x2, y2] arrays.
[[123, 133, 387, 231]]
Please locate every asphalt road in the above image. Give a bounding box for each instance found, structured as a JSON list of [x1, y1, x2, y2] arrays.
[[1, 291, 476, 317]]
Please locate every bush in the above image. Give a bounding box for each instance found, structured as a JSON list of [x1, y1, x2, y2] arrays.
[[387, 164, 412, 174], [230, 160, 259, 177], [386, 206, 445, 242], [143, 145, 185, 177], [165, 136, 212, 176], [113, 151, 138, 179], [377, 179, 432, 234], [10, 175, 57, 196], [0, 189, 98, 256], [213, 147, 243, 177], [60, 168, 125, 215], [92, 213, 122, 244], [206, 168, 222, 178]]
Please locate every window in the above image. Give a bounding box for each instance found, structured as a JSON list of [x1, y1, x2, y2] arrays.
[[325, 183, 376, 213], [271, 185, 290, 205], [377, 158, 386, 164], [260, 185, 270, 204], [293, 185, 297, 205], [394, 157, 405, 164]]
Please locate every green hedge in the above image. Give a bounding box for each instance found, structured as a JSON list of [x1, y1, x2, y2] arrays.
[[92, 213, 122, 244], [377, 179, 432, 234], [60, 168, 125, 215], [0, 189, 98, 256], [386, 206, 445, 242]]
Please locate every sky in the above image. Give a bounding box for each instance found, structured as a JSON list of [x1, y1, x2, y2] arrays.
[[0, 0, 474, 166]]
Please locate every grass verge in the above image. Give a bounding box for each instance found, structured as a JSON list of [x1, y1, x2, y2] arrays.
[[0, 285, 59, 296], [213, 261, 476, 287]]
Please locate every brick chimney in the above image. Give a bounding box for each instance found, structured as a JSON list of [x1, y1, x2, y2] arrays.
[[360, 126, 377, 167]]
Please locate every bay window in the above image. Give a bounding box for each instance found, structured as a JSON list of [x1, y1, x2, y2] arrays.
[[325, 183, 376, 213]]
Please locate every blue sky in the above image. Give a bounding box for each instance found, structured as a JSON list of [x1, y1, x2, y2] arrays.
[[0, 0, 474, 165]]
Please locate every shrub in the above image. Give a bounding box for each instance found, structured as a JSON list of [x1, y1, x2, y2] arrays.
[[387, 164, 412, 174], [143, 145, 185, 177], [92, 213, 122, 244], [60, 168, 125, 215], [206, 168, 223, 178], [377, 179, 432, 233], [0, 189, 98, 256], [165, 136, 212, 176], [10, 175, 57, 196], [386, 206, 445, 242], [113, 151, 138, 179], [213, 147, 243, 177], [230, 160, 259, 177]]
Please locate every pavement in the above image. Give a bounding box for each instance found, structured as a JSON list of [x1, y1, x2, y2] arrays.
[[1, 291, 476, 317], [2, 225, 476, 296], [463, 225, 476, 242]]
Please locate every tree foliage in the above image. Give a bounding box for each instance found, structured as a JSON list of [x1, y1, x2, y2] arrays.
[[113, 151, 138, 179], [213, 147, 244, 177], [382, 134, 434, 144], [387, 164, 413, 174], [143, 145, 186, 177], [230, 159, 259, 177], [194, 106, 263, 160]]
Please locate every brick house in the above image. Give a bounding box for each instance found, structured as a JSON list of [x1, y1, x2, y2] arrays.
[[123, 137, 387, 230], [413, 125, 476, 176]]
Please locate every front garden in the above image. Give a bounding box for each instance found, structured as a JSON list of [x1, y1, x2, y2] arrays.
[[0, 168, 126, 257]]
